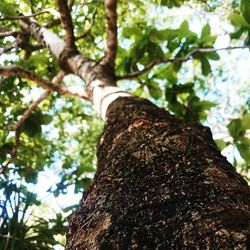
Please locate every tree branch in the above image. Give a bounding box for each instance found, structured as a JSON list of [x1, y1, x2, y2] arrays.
[[18, 17, 96, 85], [0, 9, 60, 22], [57, 0, 75, 48], [10, 70, 67, 159], [11, 90, 50, 159], [116, 45, 250, 80], [0, 30, 21, 39], [14, 91, 51, 131], [0, 44, 17, 55], [0, 65, 89, 99], [17, 71, 66, 127], [101, 0, 117, 70]]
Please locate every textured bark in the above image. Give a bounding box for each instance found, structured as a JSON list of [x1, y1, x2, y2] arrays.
[[57, 0, 75, 48], [18, 19, 130, 117], [66, 97, 250, 249]]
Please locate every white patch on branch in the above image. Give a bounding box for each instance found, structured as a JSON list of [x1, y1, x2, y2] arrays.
[[38, 27, 65, 58], [91, 80, 131, 119]]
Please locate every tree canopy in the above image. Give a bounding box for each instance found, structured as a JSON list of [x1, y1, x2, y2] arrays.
[[0, 0, 250, 249]]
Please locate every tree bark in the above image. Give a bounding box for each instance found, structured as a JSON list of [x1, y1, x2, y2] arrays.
[[66, 97, 250, 249], [14, 11, 250, 250]]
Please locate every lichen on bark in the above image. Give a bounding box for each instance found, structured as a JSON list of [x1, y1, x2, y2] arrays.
[[66, 97, 250, 250]]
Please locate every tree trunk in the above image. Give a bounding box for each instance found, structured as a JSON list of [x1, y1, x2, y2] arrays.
[[17, 15, 250, 250], [66, 97, 250, 249]]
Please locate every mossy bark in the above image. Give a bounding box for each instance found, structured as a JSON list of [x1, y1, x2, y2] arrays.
[[66, 97, 250, 249]]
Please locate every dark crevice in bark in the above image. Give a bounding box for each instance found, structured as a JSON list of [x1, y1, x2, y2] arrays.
[[66, 97, 250, 250]]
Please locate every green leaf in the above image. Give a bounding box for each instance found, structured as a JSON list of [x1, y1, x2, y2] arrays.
[[149, 28, 179, 42], [172, 82, 194, 94], [227, 119, 245, 139], [165, 91, 176, 103], [53, 189, 60, 197], [160, 0, 184, 8], [228, 13, 250, 27], [206, 52, 220, 61], [63, 204, 78, 213], [0, 142, 13, 161], [239, 136, 250, 146], [244, 31, 250, 45], [168, 102, 185, 116], [147, 42, 164, 60], [237, 143, 250, 162], [241, 0, 250, 24], [193, 100, 217, 111], [122, 26, 143, 39], [0, 1, 17, 16], [38, 114, 53, 125], [134, 85, 144, 97], [147, 81, 162, 100], [82, 177, 92, 189], [22, 118, 42, 137], [200, 56, 211, 76], [215, 139, 228, 151], [155, 64, 177, 83], [25, 169, 38, 184], [230, 27, 246, 39], [242, 113, 250, 129], [200, 24, 211, 41], [179, 20, 189, 38]]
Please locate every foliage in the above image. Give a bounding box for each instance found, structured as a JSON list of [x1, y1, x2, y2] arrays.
[[0, 174, 66, 250], [0, 0, 250, 248]]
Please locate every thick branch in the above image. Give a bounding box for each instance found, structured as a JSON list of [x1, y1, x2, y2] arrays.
[[117, 45, 250, 80], [18, 18, 113, 87], [0, 65, 89, 99], [57, 0, 75, 48], [101, 0, 117, 70], [19, 17, 65, 58]]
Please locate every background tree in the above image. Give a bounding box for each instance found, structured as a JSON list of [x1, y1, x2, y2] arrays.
[[0, 0, 250, 249]]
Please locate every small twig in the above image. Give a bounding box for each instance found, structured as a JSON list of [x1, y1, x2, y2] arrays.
[[0, 44, 17, 55], [116, 45, 250, 80], [0, 65, 89, 99], [13, 91, 51, 131], [11, 70, 68, 158], [101, 0, 117, 70], [0, 9, 60, 22], [0, 25, 10, 32], [57, 0, 75, 48], [0, 30, 21, 39], [0, 30, 44, 57]]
